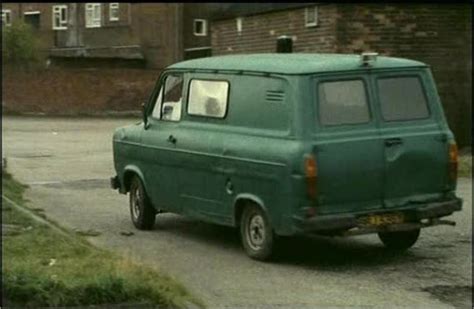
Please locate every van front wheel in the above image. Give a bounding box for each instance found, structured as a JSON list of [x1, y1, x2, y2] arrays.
[[378, 229, 420, 251], [129, 176, 156, 230], [240, 204, 274, 261]]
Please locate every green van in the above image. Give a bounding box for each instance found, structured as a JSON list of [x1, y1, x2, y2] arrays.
[[111, 53, 462, 260]]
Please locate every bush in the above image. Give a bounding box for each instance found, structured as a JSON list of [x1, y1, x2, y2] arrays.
[[2, 20, 41, 69]]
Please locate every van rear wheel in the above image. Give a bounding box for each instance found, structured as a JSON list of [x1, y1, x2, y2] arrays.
[[378, 229, 420, 251], [129, 176, 156, 230], [240, 203, 274, 261]]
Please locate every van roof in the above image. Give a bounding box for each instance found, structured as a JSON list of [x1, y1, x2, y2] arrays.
[[169, 53, 427, 75]]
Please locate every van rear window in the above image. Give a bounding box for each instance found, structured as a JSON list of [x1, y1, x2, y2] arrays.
[[317, 79, 370, 126], [377, 77, 429, 121]]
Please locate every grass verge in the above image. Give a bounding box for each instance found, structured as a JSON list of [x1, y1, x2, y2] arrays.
[[2, 171, 203, 308]]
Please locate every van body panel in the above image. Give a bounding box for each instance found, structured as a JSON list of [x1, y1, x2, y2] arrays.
[[112, 54, 462, 240], [311, 74, 385, 214], [372, 69, 452, 208]]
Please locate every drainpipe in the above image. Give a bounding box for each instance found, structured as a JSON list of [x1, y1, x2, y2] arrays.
[[175, 3, 183, 62]]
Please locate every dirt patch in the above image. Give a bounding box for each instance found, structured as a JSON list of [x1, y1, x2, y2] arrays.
[[422, 285, 472, 308]]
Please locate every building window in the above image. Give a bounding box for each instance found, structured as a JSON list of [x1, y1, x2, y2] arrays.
[[193, 19, 207, 36], [236, 17, 243, 35], [52, 5, 68, 30], [24, 11, 41, 30], [85, 3, 101, 28], [1, 9, 12, 27], [305, 6, 318, 27], [109, 3, 119, 21]]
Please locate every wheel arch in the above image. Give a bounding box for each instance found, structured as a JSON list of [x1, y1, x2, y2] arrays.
[[233, 193, 269, 227], [122, 165, 147, 194]]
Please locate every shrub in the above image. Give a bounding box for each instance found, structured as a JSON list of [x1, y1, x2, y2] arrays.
[[2, 20, 41, 69]]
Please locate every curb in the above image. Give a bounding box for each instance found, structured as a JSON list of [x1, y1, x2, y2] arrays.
[[3, 111, 142, 118], [2, 195, 76, 240]]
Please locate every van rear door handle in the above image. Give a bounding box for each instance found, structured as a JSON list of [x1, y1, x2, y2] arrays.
[[384, 138, 402, 147]]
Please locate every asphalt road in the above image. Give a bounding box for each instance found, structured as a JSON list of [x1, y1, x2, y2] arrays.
[[2, 116, 472, 309]]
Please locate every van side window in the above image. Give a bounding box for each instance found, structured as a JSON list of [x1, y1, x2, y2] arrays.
[[377, 77, 429, 121], [161, 74, 184, 122], [187, 79, 229, 118], [151, 87, 163, 119], [318, 80, 370, 126]]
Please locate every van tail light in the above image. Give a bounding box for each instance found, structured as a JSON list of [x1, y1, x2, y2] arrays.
[[304, 154, 317, 200], [448, 142, 458, 185]]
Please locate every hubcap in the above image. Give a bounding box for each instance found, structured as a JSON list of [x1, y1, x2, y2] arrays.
[[131, 186, 141, 221], [247, 214, 265, 250]]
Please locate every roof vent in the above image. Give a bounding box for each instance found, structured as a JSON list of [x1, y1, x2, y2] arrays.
[[360, 52, 378, 67], [266, 90, 285, 102]]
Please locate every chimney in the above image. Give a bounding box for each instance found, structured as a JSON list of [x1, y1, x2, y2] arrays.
[[276, 35, 292, 53]]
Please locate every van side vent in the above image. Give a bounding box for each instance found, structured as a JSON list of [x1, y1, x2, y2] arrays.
[[266, 90, 285, 103]]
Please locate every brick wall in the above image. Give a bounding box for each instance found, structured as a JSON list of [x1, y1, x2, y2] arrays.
[[2, 67, 160, 115], [211, 5, 338, 55], [335, 4, 472, 147], [211, 4, 471, 146]]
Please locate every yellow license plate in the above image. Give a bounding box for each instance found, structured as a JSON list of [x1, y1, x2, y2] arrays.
[[360, 213, 404, 226]]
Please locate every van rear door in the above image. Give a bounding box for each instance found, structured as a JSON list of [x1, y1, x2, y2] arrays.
[[373, 71, 450, 208], [313, 75, 385, 215]]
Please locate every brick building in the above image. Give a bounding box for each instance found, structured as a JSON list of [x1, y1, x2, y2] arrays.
[[1, 3, 226, 115], [1, 3, 223, 69], [211, 3, 472, 147]]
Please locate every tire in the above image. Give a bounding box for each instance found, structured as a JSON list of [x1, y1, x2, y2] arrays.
[[240, 203, 275, 261], [378, 229, 420, 251], [129, 175, 156, 230]]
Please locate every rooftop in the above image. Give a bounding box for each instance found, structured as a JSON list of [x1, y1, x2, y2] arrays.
[[168, 53, 427, 75]]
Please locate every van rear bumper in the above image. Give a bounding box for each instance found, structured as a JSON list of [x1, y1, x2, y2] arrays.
[[299, 198, 462, 234]]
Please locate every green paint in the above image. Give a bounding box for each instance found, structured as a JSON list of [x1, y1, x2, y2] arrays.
[[112, 53, 462, 237]]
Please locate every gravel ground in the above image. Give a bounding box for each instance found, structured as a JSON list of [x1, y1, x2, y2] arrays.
[[2, 116, 472, 309]]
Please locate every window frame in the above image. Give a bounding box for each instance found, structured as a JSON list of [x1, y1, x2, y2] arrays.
[[52, 5, 68, 30], [149, 73, 184, 123], [193, 19, 207, 36], [2, 9, 12, 27], [376, 74, 431, 123], [85, 3, 102, 28], [305, 6, 318, 28], [315, 77, 372, 127], [236, 17, 243, 35], [186, 78, 231, 119], [109, 3, 119, 22], [24, 11, 41, 30]]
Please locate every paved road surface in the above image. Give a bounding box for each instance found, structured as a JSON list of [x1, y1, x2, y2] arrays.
[[3, 116, 472, 308]]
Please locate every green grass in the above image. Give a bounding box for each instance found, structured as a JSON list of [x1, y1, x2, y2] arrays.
[[2, 171, 204, 308], [458, 154, 472, 178]]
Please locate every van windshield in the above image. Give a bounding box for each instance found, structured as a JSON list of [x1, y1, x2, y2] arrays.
[[377, 76, 430, 121]]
